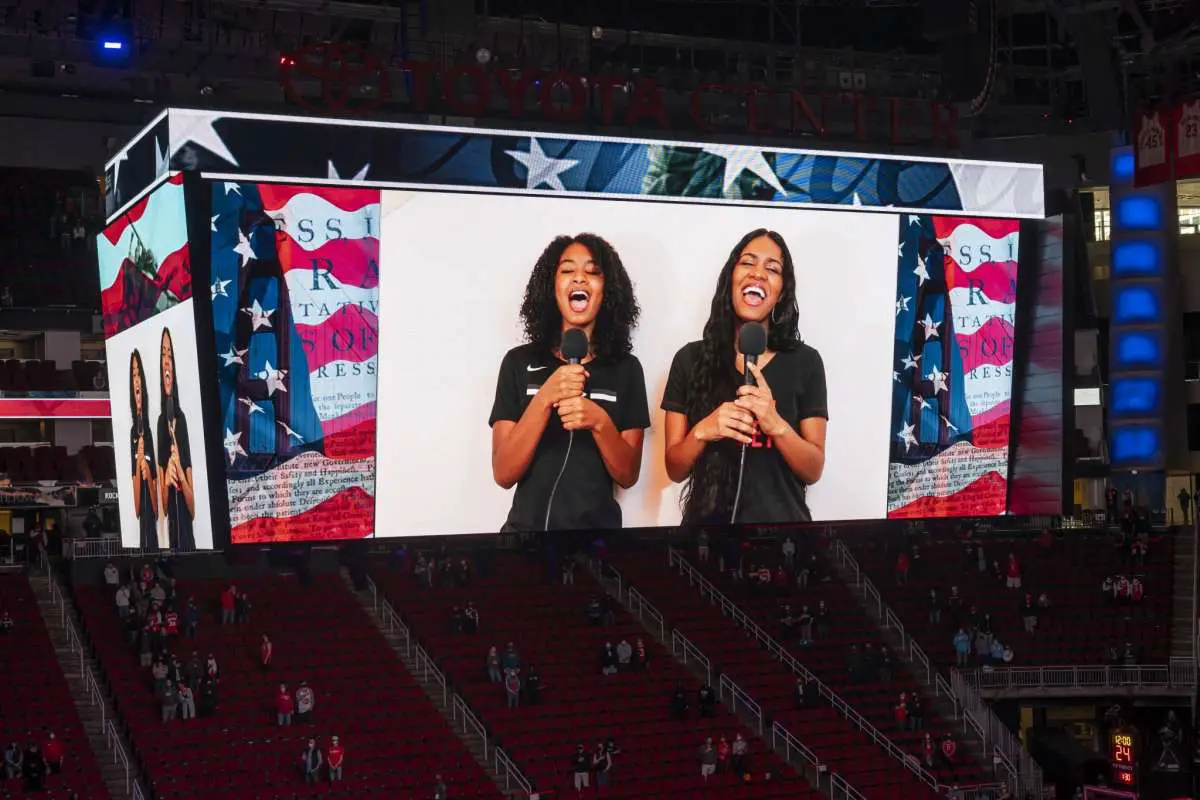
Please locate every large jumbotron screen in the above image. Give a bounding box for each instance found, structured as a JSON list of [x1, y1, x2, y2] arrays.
[[144, 110, 1043, 543]]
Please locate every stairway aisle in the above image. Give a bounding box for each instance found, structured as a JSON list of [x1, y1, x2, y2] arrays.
[[28, 570, 144, 800], [1170, 526, 1196, 661]]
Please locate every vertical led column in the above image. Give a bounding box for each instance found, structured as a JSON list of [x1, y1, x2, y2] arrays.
[[1106, 147, 1183, 472]]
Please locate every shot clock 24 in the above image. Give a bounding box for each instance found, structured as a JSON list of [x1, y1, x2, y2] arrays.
[[1110, 730, 1137, 788]]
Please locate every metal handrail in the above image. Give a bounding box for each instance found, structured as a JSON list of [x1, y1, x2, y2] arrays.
[[70, 539, 214, 559], [451, 694, 489, 758], [770, 720, 823, 776], [830, 771, 868, 800], [668, 548, 943, 793], [935, 673, 959, 719], [832, 539, 1045, 800], [105, 719, 131, 794], [413, 644, 449, 707], [626, 586, 665, 642], [670, 628, 712, 686], [718, 673, 763, 735], [494, 746, 533, 794], [962, 661, 1197, 691]]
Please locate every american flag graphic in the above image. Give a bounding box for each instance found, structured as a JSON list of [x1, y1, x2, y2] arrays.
[[211, 182, 380, 543], [888, 215, 1019, 518], [97, 172, 191, 337]]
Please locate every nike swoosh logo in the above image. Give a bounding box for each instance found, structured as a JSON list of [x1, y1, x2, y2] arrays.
[[526, 365, 547, 372]]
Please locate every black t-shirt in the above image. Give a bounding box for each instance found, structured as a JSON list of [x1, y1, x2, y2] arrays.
[[130, 423, 158, 549], [662, 340, 828, 525], [489, 344, 650, 532], [157, 410, 195, 550]]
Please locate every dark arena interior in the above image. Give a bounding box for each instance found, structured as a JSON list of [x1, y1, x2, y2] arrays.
[[2, 0, 1200, 799]]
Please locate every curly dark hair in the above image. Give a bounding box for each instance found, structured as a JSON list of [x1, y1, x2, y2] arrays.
[[680, 228, 801, 525], [518, 233, 640, 362], [128, 348, 154, 450], [159, 327, 180, 420]]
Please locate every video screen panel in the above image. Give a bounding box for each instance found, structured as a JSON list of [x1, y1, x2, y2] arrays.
[[209, 182, 379, 543], [373, 193, 1021, 535], [98, 175, 215, 549]]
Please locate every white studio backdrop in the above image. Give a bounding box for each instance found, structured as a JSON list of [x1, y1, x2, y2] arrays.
[[105, 299, 214, 549], [375, 190, 899, 535]]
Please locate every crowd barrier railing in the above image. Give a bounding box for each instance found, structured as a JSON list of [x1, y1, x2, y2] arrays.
[[962, 661, 1196, 692]]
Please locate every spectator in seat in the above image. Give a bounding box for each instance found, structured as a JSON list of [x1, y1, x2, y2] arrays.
[[894, 693, 909, 730], [1002, 643, 1014, 663], [988, 637, 1004, 666], [592, 741, 612, 791], [163, 605, 179, 637], [973, 630, 991, 665], [976, 542, 987, 573], [979, 613, 993, 637], [449, 605, 464, 634], [22, 743, 45, 791], [798, 605, 814, 645], [561, 558, 576, 585], [42, 733, 63, 776], [731, 732, 748, 777], [895, 551, 910, 585], [486, 646, 502, 683], [1102, 574, 1115, 602], [199, 677, 218, 717], [1131, 577, 1144, 604], [504, 667, 521, 708], [501, 642, 521, 672], [3, 741, 21, 779], [571, 744, 590, 793], [699, 738, 717, 781], [782, 535, 796, 569], [922, 733, 935, 768], [909, 694, 924, 730], [599, 643, 618, 676], [717, 735, 730, 773], [616, 638, 632, 671], [205, 653, 219, 682], [816, 600, 830, 640], [586, 596, 602, 626], [698, 683, 716, 718], [236, 590, 252, 628], [161, 680, 179, 723], [151, 656, 169, 689], [633, 637, 648, 671], [300, 738, 323, 786], [220, 585, 236, 625], [1005, 553, 1022, 589], [276, 683, 294, 726], [433, 772, 448, 800], [524, 665, 542, 705], [137, 628, 153, 667], [1123, 642, 1138, 665], [178, 682, 196, 720], [938, 733, 958, 778], [0, 609, 12, 633], [601, 594, 617, 627], [103, 562, 119, 588], [260, 634, 274, 672], [296, 681, 315, 722], [464, 601, 480, 633], [326, 736, 344, 783], [670, 682, 689, 720], [115, 583, 131, 620], [697, 530, 710, 563], [779, 604, 795, 640], [183, 596, 199, 638], [953, 628, 971, 667], [1020, 594, 1038, 633], [794, 678, 809, 709]]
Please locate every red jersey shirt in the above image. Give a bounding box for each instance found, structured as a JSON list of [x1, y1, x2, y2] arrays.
[[941, 739, 957, 761], [261, 642, 273, 664], [43, 738, 64, 762], [276, 691, 294, 715], [328, 745, 344, 769], [164, 612, 179, 635], [220, 590, 235, 611]]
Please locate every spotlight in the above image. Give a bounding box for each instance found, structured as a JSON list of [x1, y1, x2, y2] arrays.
[[475, 47, 492, 64]]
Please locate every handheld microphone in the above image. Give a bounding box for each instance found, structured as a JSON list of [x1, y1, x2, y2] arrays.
[[545, 328, 590, 531], [731, 322, 768, 525]]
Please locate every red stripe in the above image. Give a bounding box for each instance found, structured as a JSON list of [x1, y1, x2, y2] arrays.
[[230, 486, 375, 543], [321, 410, 376, 460], [887, 472, 1007, 519], [277, 237, 380, 289], [933, 217, 1020, 240], [971, 412, 1011, 449], [956, 317, 1015, 374], [971, 398, 1010, 430], [944, 259, 1018, 301], [258, 185, 380, 214], [0, 398, 111, 418], [101, 174, 184, 245], [295, 303, 378, 373]]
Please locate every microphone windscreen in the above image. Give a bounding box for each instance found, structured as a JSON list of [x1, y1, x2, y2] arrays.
[[561, 328, 590, 363], [738, 322, 768, 357]]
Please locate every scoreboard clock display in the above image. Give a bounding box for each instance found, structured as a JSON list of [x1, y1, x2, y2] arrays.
[[1109, 729, 1137, 788]]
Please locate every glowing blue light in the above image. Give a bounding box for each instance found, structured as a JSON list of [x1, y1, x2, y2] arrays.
[[1111, 241, 1161, 276], [1113, 331, 1162, 368], [1110, 425, 1161, 464], [1111, 150, 1135, 182], [102, 40, 124, 51], [1110, 378, 1159, 415], [1115, 195, 1163, 230], [1112, 286, 1160, 324]]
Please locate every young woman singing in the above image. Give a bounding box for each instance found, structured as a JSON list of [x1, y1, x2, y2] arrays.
[[128, 349, 159, 548], [157, 327, 196, 549]]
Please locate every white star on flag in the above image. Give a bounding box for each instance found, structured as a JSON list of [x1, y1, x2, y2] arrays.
[[210, 215, 220, 232], [913, 254, 930, 286], [277, 420, 304, 444], [898, 242, 906, 258], [921, 313, 940, 340], [895, 296, 910, 316], [259, 361, 288, 396], [901, 352, 921, 371], [908, 214, 922, 226], [238, 397, 264, 416], [224, 182, 241, 196], [223, 429, 246, 464], [897, 422, 918, 452], [914, 394, 931, 411], [233, 230, 256, 267], [220, 345, 247, 367], [110, 150, 129, 201], [505, 139, 579, 191], [327, 160, 370, 182], [894, 371, 901, 383], [154, 136, 167, 177], [699, 144, 786, 196], [211, 279, 230, 300], [851, 192, 863, 206], [241, 299, 274, 331], [941, 415, 959, 433], [927, 365, 949, 395], [169, 112, 239, 167]]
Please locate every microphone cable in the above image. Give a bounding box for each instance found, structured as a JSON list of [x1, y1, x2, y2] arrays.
[[543, 431, 575, 532], [543, 328, 589, 532], [730, 441, 748, 526]]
